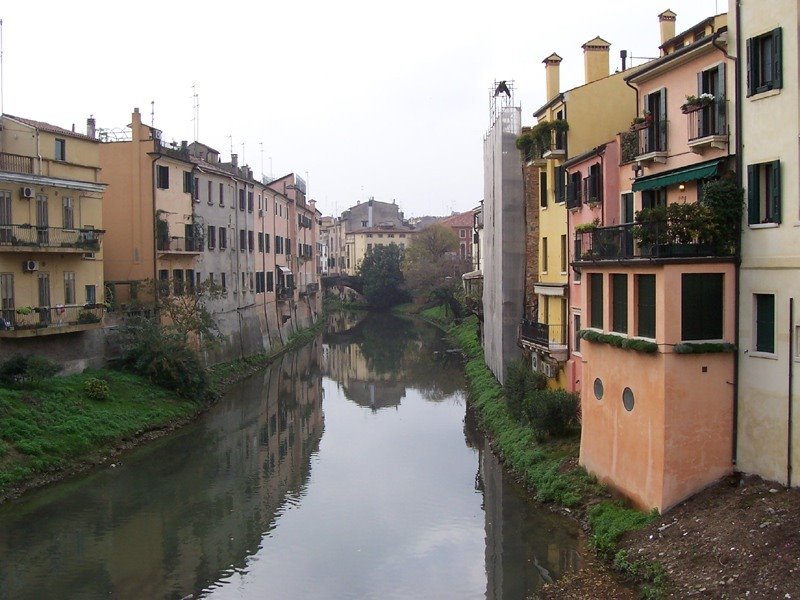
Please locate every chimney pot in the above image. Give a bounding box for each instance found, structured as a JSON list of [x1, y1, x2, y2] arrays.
[[86, 116, 96, 139], [231, 153, 238, 167], [659, 9, 677, 47], [582, 37, 611, 84], [543, 53, 563, 101]]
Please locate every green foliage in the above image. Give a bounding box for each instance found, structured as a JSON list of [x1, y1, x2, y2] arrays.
[[402, 224, 469, 307], [523, 389, 579, 441], [588, 501, 659, 557], [504, 360, 547, 419], [578, 330, 659, 353], [0, 354, 62, 386], [516, 120, 570, 159], [673, 341, 735, 354], [84, 377, 111, 402], [117, 316, 210, 400], [575, 219, 600, 233], [701, 179, 744, 254], [613, 550, 669, 599], [78, 311, 101, 324], [357, 244, 407, 309]]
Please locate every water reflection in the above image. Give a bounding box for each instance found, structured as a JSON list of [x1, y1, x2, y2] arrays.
[[0, 340, 324, 600]]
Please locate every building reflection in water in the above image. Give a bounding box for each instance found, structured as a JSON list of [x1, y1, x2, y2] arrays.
[[0, 339, 324, 600]]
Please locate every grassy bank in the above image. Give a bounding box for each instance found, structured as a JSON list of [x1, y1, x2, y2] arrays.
[[427, 310, 662, 595], [0, 369, 199, 500]]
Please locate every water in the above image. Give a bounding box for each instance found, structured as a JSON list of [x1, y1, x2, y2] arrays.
[[0, 312, 583, 599]]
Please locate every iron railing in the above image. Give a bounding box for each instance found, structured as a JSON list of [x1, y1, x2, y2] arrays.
[[686, 101, 727, 141], [0, 304, 104, 332], [519, 319, 566, 348], [574, 222, 735, 261], [0, 152, 34, 174], [157, 236, 201, 252], [635, 120, 668, 155], [0, 224, 103, 250]]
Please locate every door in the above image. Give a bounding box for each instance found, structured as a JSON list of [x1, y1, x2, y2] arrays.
[[36, 194, 49, 245], [38, 272, 51, 324], [0, 273, 13, 326], [0, 191, 11, 244]]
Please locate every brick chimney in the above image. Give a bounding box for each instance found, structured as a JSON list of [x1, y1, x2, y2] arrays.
[[582, 37, 611, 84], [659, 9, 677, 46], [86, 116, 96, 139], [543, 53, 563, 101]]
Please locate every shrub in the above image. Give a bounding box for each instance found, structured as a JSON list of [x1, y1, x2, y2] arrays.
[[504, 360, 547, 420], [84, 377, 111, 401], [523, 388, 579, 440], [0, 354, 62, 385], [589, 501, 659, 558]]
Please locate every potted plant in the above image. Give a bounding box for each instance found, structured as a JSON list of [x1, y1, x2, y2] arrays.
[[630, 111, 653, 131], [681, 93, 715, 114], [14, 306, 35, 328]]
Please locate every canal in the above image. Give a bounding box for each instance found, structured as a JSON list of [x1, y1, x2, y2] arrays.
[[0, 312, 583, 599]]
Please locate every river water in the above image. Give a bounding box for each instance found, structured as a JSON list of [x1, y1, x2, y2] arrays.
[[0, 312, 583, 599]]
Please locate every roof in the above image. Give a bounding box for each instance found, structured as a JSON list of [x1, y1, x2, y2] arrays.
[[626, 28, 725, 83], [439, 211, 474, 228], [4, 114, 97, 141], [353, 225, 415, 234]]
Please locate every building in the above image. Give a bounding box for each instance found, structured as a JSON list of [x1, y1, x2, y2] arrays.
[[482, 84, 525, 385], [0, 114, 106, 345], [520, 35, 639, 387], [439, 211, 476, 268], [575, 11, 737, 511], [733, 0, 799, 488]]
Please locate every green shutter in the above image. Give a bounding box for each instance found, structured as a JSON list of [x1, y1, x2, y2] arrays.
[[716, 63, 726, 133], [747, 164, 759, 224], [770, 160, 781, 224], [755, 294, 775, 353], [773, 28, 783, 89], [745, 38, 754, 96], [658, 88, 667, 150]]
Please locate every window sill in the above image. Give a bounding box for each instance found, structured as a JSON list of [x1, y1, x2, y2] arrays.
[[749, 223, 780, 229], [749, 350, 778, 360], [749, 88, 781, 101]]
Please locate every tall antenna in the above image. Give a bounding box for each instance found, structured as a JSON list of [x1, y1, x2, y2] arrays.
[[259, 142, 264, 179], [150, 100, 155, 127], [228, 134, 233, 156], [191, 83, 199, 141], [241, 142, 245, 165], [0, 19, 5, 116]]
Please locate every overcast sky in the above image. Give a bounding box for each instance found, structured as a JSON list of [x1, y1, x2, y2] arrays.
[[1, 0, 723, 218]]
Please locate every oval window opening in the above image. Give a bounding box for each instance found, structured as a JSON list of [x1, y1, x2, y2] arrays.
[[622, 387, 635, 412], [593, 378, 604, 401]]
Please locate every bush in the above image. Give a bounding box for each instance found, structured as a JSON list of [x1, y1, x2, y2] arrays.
[[84, 377, 111, 402], [0, 354, 62, 385], [523, 388, 579, 441], [504, 360, 547, 419]]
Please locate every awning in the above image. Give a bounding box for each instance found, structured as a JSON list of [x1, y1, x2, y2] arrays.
[[277, 265, 293, 276], [462, 270, 483, 280], [632, 160, 721, 192]]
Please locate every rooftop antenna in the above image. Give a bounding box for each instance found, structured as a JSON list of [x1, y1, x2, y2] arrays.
[[241, 142, 245, 166], [228, 134, 233, 156], [191, 83, 199, 141], [259, 142, 264, 179], [150, 100, 155, 127], [0, 19, 5, 116]]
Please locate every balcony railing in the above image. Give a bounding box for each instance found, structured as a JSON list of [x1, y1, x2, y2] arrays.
[[519, 319, 566, 349], [686, 102, 726, 141], [0, 225, 103, 251], [0, 152, 34, 174], [635, 121, 668, 157], [574, 222, 735, 262], [157, 236, 201, 253], [0, 304, 104, 335]]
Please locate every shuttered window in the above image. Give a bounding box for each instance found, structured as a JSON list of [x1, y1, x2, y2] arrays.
[[589, 273, 603, 329], [681, 273, 723, 341], [746, 28, 782, 96], [747, 161, 781, 225], [611, 274, 628, 334], [637, 275, 656, 339], [754, 294, 775, 353]]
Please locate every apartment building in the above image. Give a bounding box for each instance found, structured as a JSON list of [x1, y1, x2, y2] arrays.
[[733, 0, 799, 488], [439, 211, 476, 268], [0, 114, 106, 340], [574, 11, 739, 511]]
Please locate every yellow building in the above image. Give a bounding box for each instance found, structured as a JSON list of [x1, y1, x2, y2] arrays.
[[524, 39, 638, 383], [0, 114, 106, 337], [345, 225, 415, 273]]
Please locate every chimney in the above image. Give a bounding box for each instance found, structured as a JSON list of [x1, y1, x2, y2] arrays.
[[659, 10, 677, 46], [620, 49, 628, 71], [543, 53, 563, 101], [582, 37, 611, 83], [180, 140, 188, 151], [231, 153, 238, 167], [86, 116, 96, 139]]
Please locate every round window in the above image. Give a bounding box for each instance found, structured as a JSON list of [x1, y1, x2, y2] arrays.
[[622, 387, 635, 412], [593, 378, 604, 401]]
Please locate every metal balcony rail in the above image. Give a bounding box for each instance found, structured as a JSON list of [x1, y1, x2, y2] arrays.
[[519, 319, 566, 347], [1, 304, 104, 331], [0, 152, 34, 174], [0, 224, 103, 250], [635, 121, 668, 155], [157, 236, 200, 252], [686, 101, 727, 141]]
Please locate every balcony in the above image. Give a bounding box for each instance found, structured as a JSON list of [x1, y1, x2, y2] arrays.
[[574, 222, 735, 263], [0, 152, 34, 174], [277, 287, 294, 301], [0, 304, 104, 338], [634, 121, 668, 164], [306, 282, 320, 294], [519, 319, 567, 354], [686, 102, 728, 153], [156, 236, 201, 254], [0, 225, 103, 253]]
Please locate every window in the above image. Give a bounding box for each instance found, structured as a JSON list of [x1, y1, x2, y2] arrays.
[[85, 284, 96, 305], [554, 166, 566, 203], [157, 165, 169, 189], [621, 192, 634, 224], [249, 273, 254, 291], [64, 272, 75, 305], [540, 171, 548, 208], [258, 232, 264, 252], [55, 138, 66, 161], [247, 191, 254, 213], [361, 220, 368, 227], [221, 272, 227, 293], [611, 274, 628, 334], [62, 197, 74, 229], [209, 272, 214, 284], [747, 161, 781, 225], [746, 28, 782, 96], [183, 171, 193, 194], [567, 171, 582, 208], [636, 274, 656, 338], [38, 273, 51, 307], [589, 273, 603, 329], [642, 88, 668, 153], [754, 294, 775, 353], [697, 65, 726, 137], [239, 229, 246, 251], [681, 273, 723, 340], [158, 270, 169, 296], [219, 228, 227, 250], [560, 235, 567, 273], [219, 183, 225, 206], [574, 313, 581, 353], [285, 239, 291, 255], [367, 243, 373, 252], [256, 272, 265, 293], [248, 230, 254, 252], [264, 233, 270, 253], [642, 188, 667, 210], [275, 236, 283, 254], [239, 189, 246, 211], [207, 226, 216, 250], [586, 164, 602, 203], [267, 272, 274, 292], [187, 269, 195, 294], [541, 237, 548, 272], [173, 270, 184, 295], [0, 273, 13, 321], [208, 181, 213, 205], [242, 272, 246, 291], [0, 191, 11, 244]]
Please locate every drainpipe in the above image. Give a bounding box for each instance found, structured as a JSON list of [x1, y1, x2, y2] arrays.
[[261, 191, 273, 346], [789, 298, 795, 486]]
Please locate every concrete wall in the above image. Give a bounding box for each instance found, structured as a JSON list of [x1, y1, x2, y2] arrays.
[[482, 106, 524, 384]]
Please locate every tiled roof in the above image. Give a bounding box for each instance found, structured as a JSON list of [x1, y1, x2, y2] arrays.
[[439, 211, 473, 228], [4, 114, 97, 141]]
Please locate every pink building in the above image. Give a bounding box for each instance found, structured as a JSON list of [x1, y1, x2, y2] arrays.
[[439, 211, 476, 269], [573, 11, 738, 511]]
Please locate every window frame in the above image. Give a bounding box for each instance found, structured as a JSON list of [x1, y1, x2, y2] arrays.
[[747, 160, 781, 225], [753, 293, 776, 355], [156, 165, 170, 190], [746, 28, 783, 96]]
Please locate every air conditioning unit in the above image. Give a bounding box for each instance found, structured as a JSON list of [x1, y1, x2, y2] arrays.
[[82, 252, 96, 261], [20, 186, 34, 199], [531, 353, 540, 372], [22, 260, 39, 272], [543, 362, 559, 379]]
